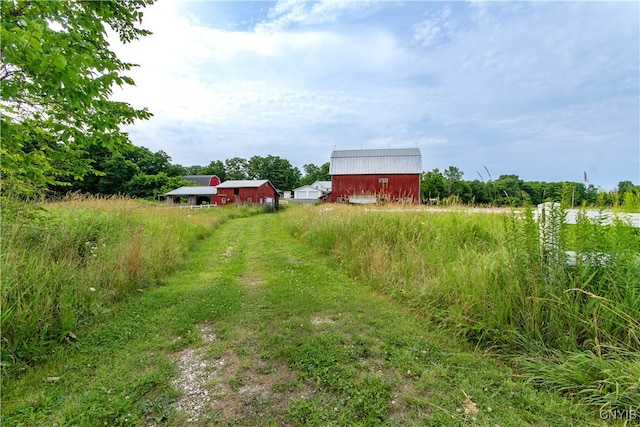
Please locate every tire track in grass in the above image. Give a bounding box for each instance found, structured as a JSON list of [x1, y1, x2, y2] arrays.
[[2, 213, 604, 426], [168, 214, 318, 426], [170, 212, 602, 426]]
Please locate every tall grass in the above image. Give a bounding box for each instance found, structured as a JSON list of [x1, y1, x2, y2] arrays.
[[1, 195, 259, 370], [284, 204, 640, 411]]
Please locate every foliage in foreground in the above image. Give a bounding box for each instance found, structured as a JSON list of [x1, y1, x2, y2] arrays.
[[0, 195, 260, 370], [1, 0, 154, 197], [284, 204, 640, 412]]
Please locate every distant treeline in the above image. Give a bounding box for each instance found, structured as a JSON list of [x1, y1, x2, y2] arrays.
[[420, 166, 639, 208], [46, 145, 329, 199], [33, 145, 637, 208]]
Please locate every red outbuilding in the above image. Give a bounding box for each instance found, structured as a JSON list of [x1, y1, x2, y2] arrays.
[[214, 180, 279, 209], [328, 148, 422, 204], [183, 175, 220, 186]]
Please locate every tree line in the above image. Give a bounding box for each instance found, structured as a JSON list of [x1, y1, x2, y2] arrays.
[[53, 145, 639, 208], [420, 166, 639, 207], [52, 144, 331, 199]]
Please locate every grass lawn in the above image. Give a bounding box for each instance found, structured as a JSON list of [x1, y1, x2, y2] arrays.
[[2, 212, 605, 426]]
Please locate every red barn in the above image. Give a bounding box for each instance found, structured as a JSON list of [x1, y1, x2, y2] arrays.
[[214, 180, 279, 209], [328, 148, 422, 204], [184, 175, 220, 186]]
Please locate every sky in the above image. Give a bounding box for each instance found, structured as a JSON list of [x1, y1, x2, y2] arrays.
[[111, 0, 640, 190]]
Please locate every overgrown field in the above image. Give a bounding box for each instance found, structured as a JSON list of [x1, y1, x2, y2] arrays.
[[1, 195, 262, 371], [2, 204, 603, 426], [2, 197, 638, 422], [284, 204, 640, 414]]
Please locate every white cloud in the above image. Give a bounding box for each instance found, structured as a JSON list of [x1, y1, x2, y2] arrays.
[[255, 0, 383, 32], [108, 1, 638, 189], [412, 5, 453, 48]]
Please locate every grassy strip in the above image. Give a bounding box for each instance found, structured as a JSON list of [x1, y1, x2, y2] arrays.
[[1, 212, 248, 426], [283, 204, 640, 414], [0, 195, 261, 371], [2, 209, 602, 425]]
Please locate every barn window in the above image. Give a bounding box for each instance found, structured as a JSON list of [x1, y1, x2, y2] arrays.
[[379, 177, 388, 184], [337, 197, 346, 203], [247, 198, 252, 203]]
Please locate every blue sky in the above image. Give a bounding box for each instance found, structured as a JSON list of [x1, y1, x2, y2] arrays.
[[112, 1, 639, 190]]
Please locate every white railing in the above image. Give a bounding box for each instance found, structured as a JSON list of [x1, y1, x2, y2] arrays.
[[178, 204, 216, 209]]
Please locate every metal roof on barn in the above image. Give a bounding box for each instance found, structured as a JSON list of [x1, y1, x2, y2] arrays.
[[165, 186, 218, 196], [329, 148, 422, 175], [216, 180, 270, 188], [183, 175, 219, 186]]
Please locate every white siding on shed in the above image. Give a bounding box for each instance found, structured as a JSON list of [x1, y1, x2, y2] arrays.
[[293, 185, 323, 200]]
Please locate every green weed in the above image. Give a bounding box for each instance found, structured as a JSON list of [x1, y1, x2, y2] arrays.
[[1, 203, 616, 425], [0, 194, 260, 371], [284, 204, 640, 414]]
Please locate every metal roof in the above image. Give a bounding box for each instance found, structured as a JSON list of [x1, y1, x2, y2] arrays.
[[216, 180, 270, 188], [293, 184, 328, 193], [165, 186, 218, 196], [329, 148, 422, 175], [313, 180, 332, 191], [183, 175, 219, 186]]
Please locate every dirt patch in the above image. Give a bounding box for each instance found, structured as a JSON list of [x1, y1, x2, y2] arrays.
[[171, 322, 315, 424], [172, 347, 221, 422], [311, 316, 335, 325], [197, 322, 216, 343], [285, 254, 301, 265], [239, 275, 263, 291], [223, 246, 234, 258]]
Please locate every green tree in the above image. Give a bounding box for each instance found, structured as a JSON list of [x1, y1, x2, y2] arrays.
[[248, 155, 300, 190], [452, 180, 473, 203], [184, 165, 203, 175], [129, 146, 172, 175], [469, 180, 490, 204], [443, 166, 463, 197], [124, 172, 192, 199], [97, 152, 139, 194], [559, 182, 586, 207], [1, 0, 153, 196], [420, 168, 446, 201], [58, 144, 177, 195], [521, 181, 545, 205], [224, 157, 249, 180], [200, 160, 227, 181], [617, 180, 636, 195], [585, 184, 600, 206], [494, 175, 523, 206], [297, 162, 330, 187]]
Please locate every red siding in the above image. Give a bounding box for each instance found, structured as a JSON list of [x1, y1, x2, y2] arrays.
[[214, 182, 279, 208], [329, 174, 420, 204]]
